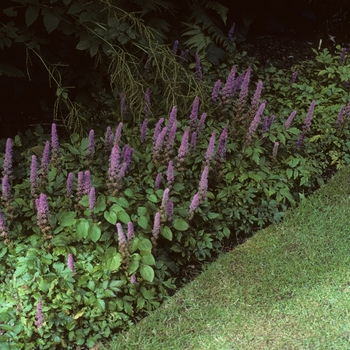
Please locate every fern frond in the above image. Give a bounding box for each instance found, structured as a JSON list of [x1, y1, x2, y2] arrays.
[[205, 1, 229, 25]]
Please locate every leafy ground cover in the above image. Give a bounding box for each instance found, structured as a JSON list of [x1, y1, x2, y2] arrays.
[[111, 165, 350, 349]]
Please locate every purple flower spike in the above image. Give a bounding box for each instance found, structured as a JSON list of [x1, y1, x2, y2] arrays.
[[246, 102, 266, 143], [290, 71, 298, 84], [285, 111, 297, 129], [36, 193, 50, 234], [205, 131, 216, 164], [238, 67, 251, 105], [176, 128, 189, 163], [166, 200, 174, 219], [161, 188, 170, 211], [88, 130, 95, 157], [268, 115, 275, 129], [188, 192, 200, 219], [83, 170, 91, 195], [77, 171, 84, 199], [195, 52, 202, 81], [0, 209, 9, 237], [262, 116, 269, 134], [51, 123, 59, 155], [272, 142, 279, 159], [153, 118, 164, 145], [211, 80, 221, 103], [172, 40, 179, 55], [216, 126, 228, 162], [167, 161, 174, 187], [115, 122, 123, 145], [303, 100, 315, 133], [199, 166, 209, 200], [41, 141, 50, 176], [340, 48, 347, 64], [127, 222, 134, 241], [117, 222, 126, 246], [153, 127, 167, 158], [154, 173, 162, 190], [105, 126, 114, 149], [152, 212, 161, 242], [108, 145, 120, 183], [196, 113, 207, 136], [296, 131, 305, 148], [222, 66, 236, 101], [251, 80, 263, 109], [140, 119, 148, 143], [190, 96, 200, 131], [30, 155, 38, 196], [3, 138, 12, 177], [130, 274, 137, 284], [191, 131, 197, 152], [228, 23, 235, 41], [68, 253, 75, 273], [66, 172, 74, 197], [1, 175, 11, 202], [336, 105, 345, 126], [169, 106, 177, 129], [89, 187, 95, 212], [166, 119, 177, 151], [35, 300, 44, 329]]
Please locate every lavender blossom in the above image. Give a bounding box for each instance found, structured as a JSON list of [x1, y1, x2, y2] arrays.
[[196, 113, 207, 136], [166, 118, 177, 152], [35, 300, 44, 329], [89, 187, 95, 212], [267, 115, 275, 129], [153, 127, 167, 159], [41, 141, 50, 177], [272, 141, 279, 160], [188, 192, 200, 220], [122, 144, 134, 170], [168, 106, 177, 129], [66, 172, 74, 197], [118, 162, 128, 179], [67, 253, 75, 273], [153, 118, 164, 145], [1, 175, 11, 203], [166, 200, 174, 219], [195, 52, 202, 81], [2, 138, 12, 177], [285, 111, 297, 129], [140, 119, 148, 143], [0, 209, 9, 237], [336, 105, 345, 126], [191, 131, 197, 152], [205, 131, 216, 164], [127, 222, 134, 241], [172, 40, 179, 55], [190, 97, 200, 131], [246, 102, 266, 143], [115, 122, 123, 145], [262, 116, 269, 134], [154, 173, 162, 190], [222, 66, 236, 101], [108, 145, 120, 183], [105, 126, 114, 149], [130, 274, 137, 284], [237, 67, 251, 108], [216, 126, 228, 162], [51, 123, 59, 156], [303, 100, 316, 132], [36, 193, 50, 234], [199, 166, 209, 200], [144, 88, 151, 118], [167, 161, 174, 187], [251, 80, 263, 109], [290, 71, 298, 84], [176, 128, 189, 164], [83, 170, 91, 195], [211, 80, 221, 103], [120, 93, 126, 117], [88, 129, 95, 157], [117, 223, 126, 247], [340, 47, 347, 64], [228, 23, 235, 41], [296, 131, 305, 148], [152, 212, 161, 244], [30, 155, 38, 197], [76, 171, 84, 199], [161, 188, 170, 211]]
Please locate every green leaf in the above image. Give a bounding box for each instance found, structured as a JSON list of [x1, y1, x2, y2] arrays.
[[76, 40, 91, 50], [43, 13, 59, 34], [137, 216, 148, 229], [3, 7, 18, 17], [286, 168, 293, 179], [104, 211, 117, 225], [128, 257, 140, 274], [75, 219, 90, 240], [88, 224, 101, 242], [147, 194, 158, 203], [173, 219, 189, 231], [95, 194, 106, 213], [105, 253, 122, 272], [115, 197, 129, 208], [140, 265, 154, 282], [141, 251, 155, 265], [59, 212, 76, 227], [25, 6, 39, 27], [118, 210, 131, 224], [137, 238, 152, 251], [161, 226, 172, 240], [137, 207, 148, 216]]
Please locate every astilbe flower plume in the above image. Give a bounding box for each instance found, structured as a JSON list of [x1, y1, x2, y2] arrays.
[[160, 188, 170, 219], [0, 209, 9, 238], [166, 161, 174, 188], [205, 131, 216, 165], [211, 80, 221, 103], [83, 170, 91, 195], [122, 144, 134, 170], [30, 155, 38, 198], [251, 80, 263, 111], [140, 118, 148, 143], [115, 122, 123, 145], [290, 71, 298, 84], [267, 115, 275, 129], [151, 212, 161, 246], [175, 128, 189, 168], [2, 138, 12, 178], [104, 126, 114, 150], [89, 187, 95, 212], [41, 141, 50, 180], [221, 65, 236, 101], [296, 100, 315, 148], [198, 166, 209, 202], [196, 113, 207, 136], [127, 222, 134, 241], [336, 105, 345, 126], [117, 223, 129, 266], [152, 127, 167, 165], [36, 193, 51, 237], [51, 123, 59, 161], [216, 126, 228, 163], [190, 131, 197, 152], [1, 175, 11, 204], [245, 102, 266, 145], [340, 47, 347, 64], [188, 192, 200, 220], [67, 253, 75, 273], [153, 118, 164, 145], [172, 40, 179, 55], [228, 23, 235, 41], [87, 129, 95, 158], [35, 299, 44, 329], [66, 172, 74, 198], [285, 111, 297, 129], [236, 67, 251, 116], [166, 111, 177, 155], [262, 116, 269, 135], [195, 52, 202, 81], [190, 97, 200, 131], [154, 173, 162, 190], [76, 171, 84, 201], [166, 200, 174, 221], [272, 141, 279, 161]]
